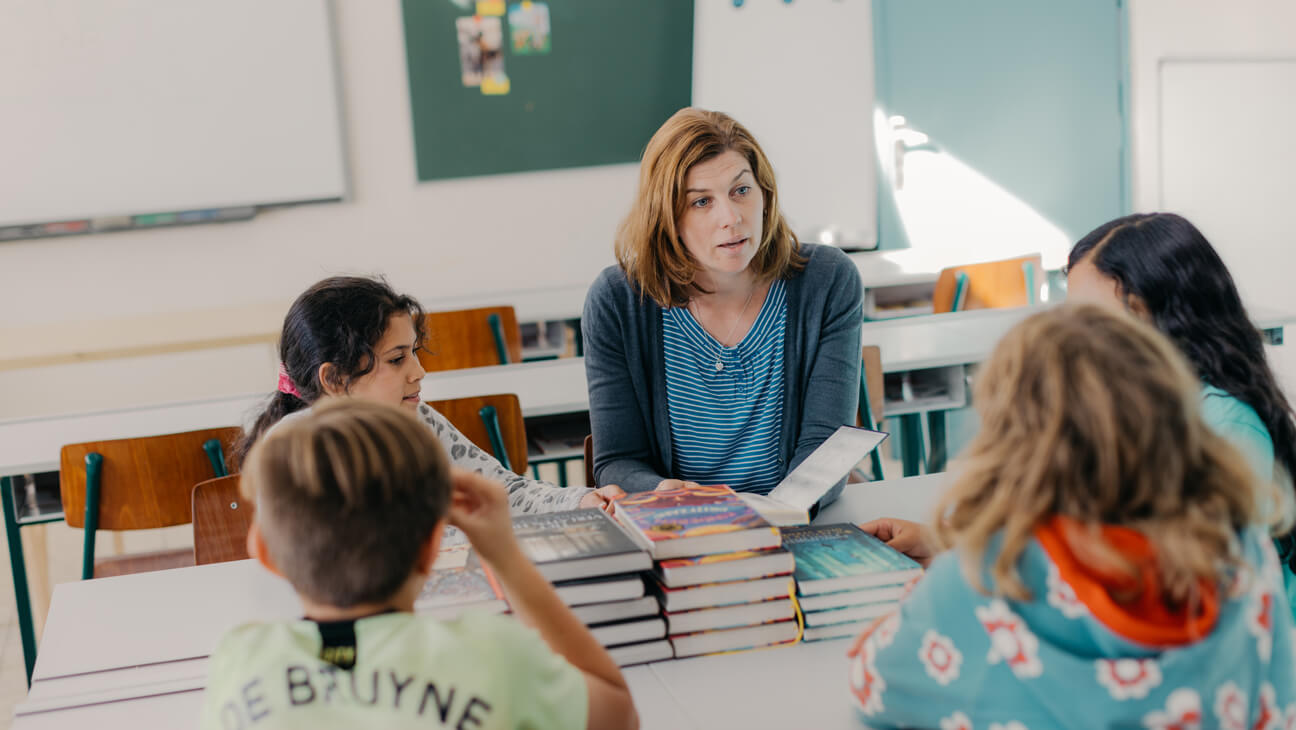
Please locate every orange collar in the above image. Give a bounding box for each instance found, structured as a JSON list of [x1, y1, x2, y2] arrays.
[[1034, 516, 1218, 647]]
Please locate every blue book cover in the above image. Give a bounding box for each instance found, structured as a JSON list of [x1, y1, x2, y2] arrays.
[[781, 523, 922, 595]]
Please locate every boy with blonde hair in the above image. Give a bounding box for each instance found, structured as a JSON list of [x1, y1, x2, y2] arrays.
[[202, 399, 638, 729]]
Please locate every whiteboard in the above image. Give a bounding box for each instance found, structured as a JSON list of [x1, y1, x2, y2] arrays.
[[693, 0, 877, 248], [0, 0, 347, 228], [1159, 59, 1296, 313]]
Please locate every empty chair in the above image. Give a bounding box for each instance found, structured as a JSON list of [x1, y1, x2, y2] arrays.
[[932, 254, 1043, 313], [60, 426, 241, 580], [419, 306, 523, 372]]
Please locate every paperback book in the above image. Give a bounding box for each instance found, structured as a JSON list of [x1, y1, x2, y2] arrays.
[[739, 425, 888, 526], [781, 523, 922, 595], [589, 616, 667, 648], [614, 484, 780, 560], [569, 596, 660, 626]]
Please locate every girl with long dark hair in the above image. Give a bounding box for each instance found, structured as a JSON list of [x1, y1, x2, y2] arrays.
[[1067, 212, 1296, 615], [234, 275, 625, 514]]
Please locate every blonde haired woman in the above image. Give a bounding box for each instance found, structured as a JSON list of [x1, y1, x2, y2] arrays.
[[848, 304, 1295, 728], [582, 108, 863, 502]]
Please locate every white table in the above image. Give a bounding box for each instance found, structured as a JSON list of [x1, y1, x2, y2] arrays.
[[12, 474, 949, 729]]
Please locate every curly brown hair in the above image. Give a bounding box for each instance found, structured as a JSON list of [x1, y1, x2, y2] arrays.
[[936, 303, 1287, 606]]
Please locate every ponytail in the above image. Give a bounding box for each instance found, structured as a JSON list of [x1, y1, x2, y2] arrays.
[[232, 390, 309, 471]]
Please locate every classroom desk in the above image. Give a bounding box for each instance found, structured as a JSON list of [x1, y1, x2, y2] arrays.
[[12, 474, 950, 729]]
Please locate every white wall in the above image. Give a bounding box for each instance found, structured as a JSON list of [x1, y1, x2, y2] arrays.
[[0, 0, 637, 333], [1127, 0, 1296, 390], [0, 0, 880, 419]]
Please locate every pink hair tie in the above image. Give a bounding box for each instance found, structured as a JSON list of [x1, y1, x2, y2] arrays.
[[277, 362, 302, 398]]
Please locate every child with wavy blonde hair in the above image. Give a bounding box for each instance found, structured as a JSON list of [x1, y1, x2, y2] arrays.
[[848, 304, 1294, 729]]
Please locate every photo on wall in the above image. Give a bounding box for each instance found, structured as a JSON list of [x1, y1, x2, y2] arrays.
[[455, 15, 506, 87], [508, 2, 551, 55]]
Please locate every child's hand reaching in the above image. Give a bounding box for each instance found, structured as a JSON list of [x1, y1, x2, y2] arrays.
[[447, 468, 521, 567]]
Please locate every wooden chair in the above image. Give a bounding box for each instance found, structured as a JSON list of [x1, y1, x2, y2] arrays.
[[932, 254, 1042, 313], [425, 394, 528, 473], [419, 306, 523, 372], [192, 475, 253, 566], [60, 426, 241, 580], [584, 434, 595, 487], [857, 345, 886, 481]]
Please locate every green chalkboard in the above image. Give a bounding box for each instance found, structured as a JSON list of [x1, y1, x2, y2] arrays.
[[401, 1, 694, 181]]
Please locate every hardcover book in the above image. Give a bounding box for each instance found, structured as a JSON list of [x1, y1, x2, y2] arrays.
[[656, 548, 795, 588], [651, 573, 793, 613], [797, 584, 907, 612], [512, 508, 652, 582], [414, 563, 507, 620], [614, 484, 781, 560], [802, 602, 895, 628], [570, 596, 660, 626], [664, 596, 794, 635], [669, 619, 799, 659], [589, 616, 667, 648], [781, 523, 922, 595], [553, 573, 646, 607], [608, 639, 673, 667], [802, 619, 876, 642]]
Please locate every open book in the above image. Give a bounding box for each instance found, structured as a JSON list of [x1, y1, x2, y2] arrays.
[[738, 425, 888, 526]]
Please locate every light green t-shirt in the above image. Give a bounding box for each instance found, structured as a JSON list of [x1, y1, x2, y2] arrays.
[[200, 611, 587, 730], [1200, 385, 1296, 618]]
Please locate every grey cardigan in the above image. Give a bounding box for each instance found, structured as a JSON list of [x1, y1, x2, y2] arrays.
[[582, 243, 863, 504]]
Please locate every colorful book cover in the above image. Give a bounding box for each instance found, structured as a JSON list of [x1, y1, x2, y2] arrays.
[[615, 484, 772, 544], [657, 547, 783, 571], [511, 508, 643, 564], [415, 562, 505, 615], [780, 523, 921, 590]]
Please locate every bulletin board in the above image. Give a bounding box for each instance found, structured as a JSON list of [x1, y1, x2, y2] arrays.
[[400, 0, 694, 181]]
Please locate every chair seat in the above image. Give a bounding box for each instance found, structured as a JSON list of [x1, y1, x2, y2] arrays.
[[92, 548, 195, 579]]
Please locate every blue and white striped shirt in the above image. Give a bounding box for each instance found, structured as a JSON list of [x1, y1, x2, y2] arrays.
[[662, 280, 787, 494]]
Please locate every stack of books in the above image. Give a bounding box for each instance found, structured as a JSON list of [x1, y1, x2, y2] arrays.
[[417, 510, 669, 665], [511, 509, 670, 666], [780, 523, 922, 641], [615, 485, 800, 659]]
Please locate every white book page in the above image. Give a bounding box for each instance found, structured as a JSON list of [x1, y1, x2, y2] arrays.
[[765, 426, 888, 513]]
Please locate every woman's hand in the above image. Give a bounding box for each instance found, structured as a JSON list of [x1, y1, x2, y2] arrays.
[[579, 485, 627, 513], [654, 479, 702, 492], [858, 517, 941, 568], [447, 467, 522, 567]]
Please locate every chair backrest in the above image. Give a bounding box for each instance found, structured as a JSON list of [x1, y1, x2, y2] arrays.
[[425, 394, 528, 473], [60, 426, 242, 530], [584, 434, 595, 487], [192, 475, 252, 566], [859, 345, 885, 428], [932, 254, 1043, 313], [419, 306, 523, 372]]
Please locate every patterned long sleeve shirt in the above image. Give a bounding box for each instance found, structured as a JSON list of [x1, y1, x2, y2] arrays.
[[415, 403, 591, 514]]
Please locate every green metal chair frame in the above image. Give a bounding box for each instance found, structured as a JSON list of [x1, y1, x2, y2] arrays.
[[79, 438, 229, 580]]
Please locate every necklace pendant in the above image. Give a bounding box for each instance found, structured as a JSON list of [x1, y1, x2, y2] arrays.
[[714, 360, 724, 372]]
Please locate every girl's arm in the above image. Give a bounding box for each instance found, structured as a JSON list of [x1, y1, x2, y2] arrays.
[[417, 404, 593, 513]]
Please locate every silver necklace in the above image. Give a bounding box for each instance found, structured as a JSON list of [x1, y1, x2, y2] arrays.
[[693, 284, 757, 373]]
